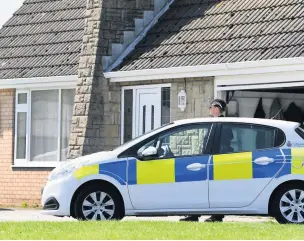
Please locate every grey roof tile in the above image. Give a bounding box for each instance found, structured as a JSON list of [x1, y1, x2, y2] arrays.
[[0, 0, 85, 79], [118, 0, 304, 71]]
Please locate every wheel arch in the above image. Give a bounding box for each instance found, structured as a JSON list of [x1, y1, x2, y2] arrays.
[[70, 179, 125, 218], [268, 179, 304, 216]]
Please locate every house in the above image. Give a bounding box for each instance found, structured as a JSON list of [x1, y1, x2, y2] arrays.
[[0, 0, 86, 206], [1, 0, 304, 206]]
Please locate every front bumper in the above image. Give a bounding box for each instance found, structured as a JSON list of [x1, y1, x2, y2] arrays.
[[41, 175, 77, 217]]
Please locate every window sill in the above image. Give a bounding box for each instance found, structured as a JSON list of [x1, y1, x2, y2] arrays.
[[12, 161, 65, 168]]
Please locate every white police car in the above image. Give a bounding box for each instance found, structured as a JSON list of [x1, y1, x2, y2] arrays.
[[41, 118, 304, 224]]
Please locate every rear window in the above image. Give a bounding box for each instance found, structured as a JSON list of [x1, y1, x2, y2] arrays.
[[274, 128, 286, 147], [219, 123, 285, 154], [295, 127, 304, 140]]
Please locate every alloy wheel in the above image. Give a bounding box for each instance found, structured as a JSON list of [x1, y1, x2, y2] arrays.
[[82, 191, 115, 220], [279, 189, 304, 223]]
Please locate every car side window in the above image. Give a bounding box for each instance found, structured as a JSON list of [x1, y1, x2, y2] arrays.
[[137, 124, 212, 159], [219, 124, 285, 154]]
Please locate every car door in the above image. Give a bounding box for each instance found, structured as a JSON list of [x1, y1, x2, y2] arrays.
[[209, 123, 286, 208], [126, 123, 215, 210]]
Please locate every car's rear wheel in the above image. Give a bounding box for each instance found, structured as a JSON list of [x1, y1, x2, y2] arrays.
[[74, 184, 124, 221], [271, 184, 304, 224]]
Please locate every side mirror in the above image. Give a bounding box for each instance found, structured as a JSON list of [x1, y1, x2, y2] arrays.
[[142, 146, 157, 157], [137, 146, 158, 160]]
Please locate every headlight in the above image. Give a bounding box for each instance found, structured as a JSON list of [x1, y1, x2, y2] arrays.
[[48, 163, 82, 181]]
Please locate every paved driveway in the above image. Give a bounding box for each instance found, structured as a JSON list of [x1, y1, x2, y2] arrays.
[[0, 209, 273, 222]]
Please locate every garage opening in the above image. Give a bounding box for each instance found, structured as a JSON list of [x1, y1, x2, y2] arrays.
[[224, 87, 304, 126]]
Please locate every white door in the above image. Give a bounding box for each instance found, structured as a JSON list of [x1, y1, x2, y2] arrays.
[[127, 123, 214, 211], [135, 88, 161, 137], [209, 123, 286, 208]]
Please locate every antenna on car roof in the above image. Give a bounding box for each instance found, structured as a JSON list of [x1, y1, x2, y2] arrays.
[[271, 93, 295, 120]]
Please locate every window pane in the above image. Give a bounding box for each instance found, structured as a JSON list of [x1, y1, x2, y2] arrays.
[[220, 124, 276, 154], [61, 89, 75, 161], [18, 93, 27, 104], [123, 90, 133, 143], [16, 112, 27, 159], [161, 87, 170, 126], [142, 105, 146, 134], [31, 90, 59, 162], [137, 124, 211, 158], [161, 125, 211, 157]]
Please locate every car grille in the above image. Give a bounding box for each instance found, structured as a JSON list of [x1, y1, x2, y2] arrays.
[[43, 197, 60, 210]]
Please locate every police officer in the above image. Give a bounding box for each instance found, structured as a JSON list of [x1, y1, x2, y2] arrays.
[[180, 99, 227, 222]]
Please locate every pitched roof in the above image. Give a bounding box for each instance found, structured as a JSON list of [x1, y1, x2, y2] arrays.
[[117, 0, 304, 71], [0, 0, 86, 80]]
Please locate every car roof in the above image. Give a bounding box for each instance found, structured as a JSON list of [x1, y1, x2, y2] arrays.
[[173, 117, 300, 129], [113, 117, 300, 154]]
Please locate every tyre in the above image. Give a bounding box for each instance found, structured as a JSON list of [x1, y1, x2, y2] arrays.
[[271, 183, 304, 224], [73, 184, 125, 221]]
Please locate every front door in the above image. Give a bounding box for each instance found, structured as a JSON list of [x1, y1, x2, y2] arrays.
[[209, 123, 286, 208], [135, 88, 161, 137], [122, 85, 171, 144]]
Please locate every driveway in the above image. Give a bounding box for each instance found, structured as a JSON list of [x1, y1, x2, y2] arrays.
[[0, 209, 273, 222]]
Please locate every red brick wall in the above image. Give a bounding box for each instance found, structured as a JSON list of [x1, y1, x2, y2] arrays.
[[0, 89, 52, 207]]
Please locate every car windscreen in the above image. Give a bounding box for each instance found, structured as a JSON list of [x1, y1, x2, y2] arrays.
[[112, 122, 174, 152]]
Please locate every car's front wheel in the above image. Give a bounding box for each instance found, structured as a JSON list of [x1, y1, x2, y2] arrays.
[[74, 184, 125, 221], [271, 184, 304, 224]]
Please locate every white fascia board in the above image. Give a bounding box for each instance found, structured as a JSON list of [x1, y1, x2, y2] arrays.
[[105, 57, 304, 82], [0, 75, 77, 89], [216, 70, 304, 87], [215, 70, 304, 91]]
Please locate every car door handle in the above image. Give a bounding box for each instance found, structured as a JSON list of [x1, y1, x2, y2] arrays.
[[253, 157, 274, 165], [187, 163, 206, 171]]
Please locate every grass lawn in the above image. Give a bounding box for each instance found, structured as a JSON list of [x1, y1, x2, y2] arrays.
[[0, 221, 303, 240]]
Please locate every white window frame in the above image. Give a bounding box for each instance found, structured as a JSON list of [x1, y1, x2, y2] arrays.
[[121, 84, 171, 144], [14, 86, 75, 168]]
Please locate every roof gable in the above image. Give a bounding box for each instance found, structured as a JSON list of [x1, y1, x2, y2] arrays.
[[0, 0, 86, 79], [117, 0, 304, 71]]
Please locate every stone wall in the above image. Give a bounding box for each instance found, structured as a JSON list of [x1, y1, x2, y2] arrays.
[[68, 0, 214, 158], [169, 77, 214, 156], [170, 77, 214, 121], [69, 0, 214, 159], [68, 0, 155, 158]]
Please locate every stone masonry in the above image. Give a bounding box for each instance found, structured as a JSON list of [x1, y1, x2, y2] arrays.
[[68, 0, 156, 158]]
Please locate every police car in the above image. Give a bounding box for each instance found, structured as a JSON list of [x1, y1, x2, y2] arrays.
[[41, 118, 304, 224]]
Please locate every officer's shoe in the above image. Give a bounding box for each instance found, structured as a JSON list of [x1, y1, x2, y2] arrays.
[[205, 215, 224, 222], [180, 216, 199, 222]]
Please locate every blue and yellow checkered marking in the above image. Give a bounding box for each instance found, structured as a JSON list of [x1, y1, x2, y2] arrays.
[[73, 161, 128, 185], [291, 148, 304, 175], [175, 156, 209, 182], [73, 148, 304, 184], [210, 148, 304, 181], [210, 149, 285, 181], [252, 149, 283, 179], [211, 152, 252, 180], [128, 155, 209, 185]]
